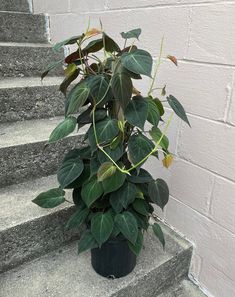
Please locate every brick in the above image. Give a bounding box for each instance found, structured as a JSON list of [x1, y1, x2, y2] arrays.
[[70, 0, 106, 13], [50, 7, 190, 58], [33, 0, 69, 13], [177, 116, 235, 181], [210, 176, 235, 234], [157, 61, 233, 121], [169, 158, 214, 214], [199, 259, 235, 297], [187, 3, 235, 65], [166, 197, 235, 281]]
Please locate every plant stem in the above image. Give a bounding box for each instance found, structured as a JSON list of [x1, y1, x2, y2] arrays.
[[148, 36, 164, 96]]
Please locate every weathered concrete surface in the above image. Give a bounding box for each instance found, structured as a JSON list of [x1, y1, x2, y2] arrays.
[[157, 279, 207, 297], [0, 77, 65, 122], [0, 175, 82, 273], [0, 225, 192, 297], [0, 12, 47, 43], [0, 0, 30, 12], [0, 117, 87, 187], [0, 43, 63, 77]]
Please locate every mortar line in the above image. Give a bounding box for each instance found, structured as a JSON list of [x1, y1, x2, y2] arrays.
[[223, 70, 235, 122]]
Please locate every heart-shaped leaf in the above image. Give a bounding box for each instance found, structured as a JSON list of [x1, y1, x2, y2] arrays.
[[78, 230, 98, 254], [147, 98, 161, 126], [128, 230, 143, 256], [110, 181, 137, 210], [102, 169, 126, 194], [97, 162, 117, 182], [41, 59, 63, 80], [53, 35, 83, 52], [121, 49, 153, 77], [91, 212, 114, 246], [86, 74, 111, 106], [150, 126, 169, 150], [66, 208, 89, 230], [121, 28, 141, 40], [32, 188, 65, 208], [66, 82, 90, 115], [114, 211, 138, 244], [127, 168, 153, 184], [48, 116, 77, 143], [124, 96, 148, 130], [148, 179, 169, 210], [57, 157, 84, 189], [81, 176, 103, 207]]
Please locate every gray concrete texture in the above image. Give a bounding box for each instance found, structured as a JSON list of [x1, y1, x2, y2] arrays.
[[0, 117, 87, 187], [0, 43, 64, 77], [0, 12, 47, 43], [0, 224, 192, 297], [0, 175, 82, 273], [0, 77, 65, 123], [0, 0, 30, 12]]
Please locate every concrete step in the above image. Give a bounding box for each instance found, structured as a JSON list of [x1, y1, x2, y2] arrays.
[[0, 0, 30, 12], [157, 279, 207, 297], [0, 117, 86, 187], [0, 42, 64, 78], [0, 224, 192, 297], [0, 175, 79, 273], [0, 11, 48, 43], [0, 77, 65, 123]]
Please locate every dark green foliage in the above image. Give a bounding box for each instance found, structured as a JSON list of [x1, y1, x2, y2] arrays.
[[33, 26, 190, 255]]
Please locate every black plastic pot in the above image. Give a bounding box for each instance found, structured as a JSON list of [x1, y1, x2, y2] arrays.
[[91, 236, 137, 278]]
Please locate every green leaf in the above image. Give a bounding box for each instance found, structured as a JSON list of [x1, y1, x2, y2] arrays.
[[121, 28, 141, 40], [127, 168, 153, 184], [90, 156, 101, 177], [88, 117, 119, 149], [81, 176, 103, 207], [91, 212, 114, 246], [86, 75, 112, 106], [77, 108, 107, 126], [65, 164, 90, 189], [132, 199, 149, 216], [148, 179, 169, 210], [110, 193, 123, 214], [128, 230, 143, 256], [53, 35, 83, 52], [130, 209, 149, 230], [41, 59, 63, 80], [152, 223, 165, 249], [66, 208, 89, 230], [111, 72, 133, 110], [147, 98, 161, 126], [63, 147, 91, 162], [167, 95, 190, 127], [66, 82, 90, 115], [57, 157, 84, 189], [82, 38, 103, 54], [154, 98, 165, 116], [97, 162, 117, 182], [60, 68, 80, 96], [78, 230, 98, 254], [124, 96, 148, 130], [98, 142, 123, 163], [110, 181, 137, 210], [114, 211, 138, 244], [102, 169, 126, 194], [121, 49, 153, 77], [150, 126, 169, 150], [128, 133, 155, 167], [32, 188, 65, 208], [48, 116, 76, 143], [103, 33, 121, 52]]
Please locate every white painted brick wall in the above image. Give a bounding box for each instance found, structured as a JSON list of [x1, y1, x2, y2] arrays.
[[35, 1, 235, 296]]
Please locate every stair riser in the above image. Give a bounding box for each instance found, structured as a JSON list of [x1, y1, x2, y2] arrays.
[[111, 248, 192, 297], [0, 0, 30, 12], [0, 85, 65, 123], [0, 12, 47, 43], [0, 206, 81, 273], [0, 136, 84, 187], [0, 45, 64, 78]]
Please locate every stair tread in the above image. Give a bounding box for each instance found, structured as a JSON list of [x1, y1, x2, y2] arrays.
[[157, 279, 207, 297], [0, 42, 52, 48], [0, 175, 72, 232], [0, 225, 192, 297], [0, 117, 86, 148], [0, 76, 64, 89]]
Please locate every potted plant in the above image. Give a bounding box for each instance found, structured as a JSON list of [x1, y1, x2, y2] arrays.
[[32, 26, 190, 278]]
